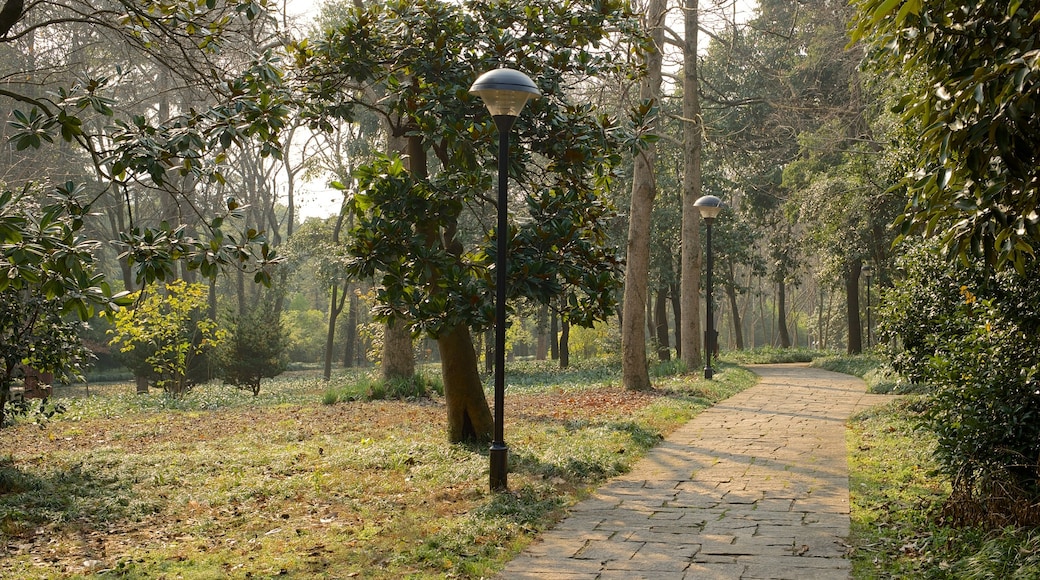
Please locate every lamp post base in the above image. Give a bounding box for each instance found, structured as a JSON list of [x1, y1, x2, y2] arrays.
[[490, 442, 508, 492], [704, 365, 714, 380]]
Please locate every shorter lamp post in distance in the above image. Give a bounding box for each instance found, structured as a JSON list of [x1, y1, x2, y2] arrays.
[[469, 68, 540, 493], [694, 195, 723, 380]]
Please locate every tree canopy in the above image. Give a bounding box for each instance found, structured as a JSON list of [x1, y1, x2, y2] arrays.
[[851, 0, 1040, 272]]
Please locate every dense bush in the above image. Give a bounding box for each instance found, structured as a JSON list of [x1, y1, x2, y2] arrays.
[[109, 281, 224, 395], [215, 303, 288, 395], [879, 241, 1040, 526]]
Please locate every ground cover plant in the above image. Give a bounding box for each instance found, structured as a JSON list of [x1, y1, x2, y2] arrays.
[[0, 359, 754, 578], [811, 353, 923, 395], [720, 346, 828, 365], [848, 398, 1040, 579], [835, 354, 1040, 578]]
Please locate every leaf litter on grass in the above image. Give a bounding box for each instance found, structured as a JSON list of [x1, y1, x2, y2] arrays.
[[1, 367, 750, 578]]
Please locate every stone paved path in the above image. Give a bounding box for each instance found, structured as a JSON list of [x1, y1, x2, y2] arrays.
[[496, 364, 890, 580]]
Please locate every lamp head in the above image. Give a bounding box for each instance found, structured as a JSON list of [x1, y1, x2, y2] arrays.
[[470, 68, 541, 117], [694, 195, 724, 220]]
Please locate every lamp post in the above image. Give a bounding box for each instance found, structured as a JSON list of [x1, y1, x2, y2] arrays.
[[694, 195, 723, 380], [863, 264, 873, 349], [469, 68, 540, 492]]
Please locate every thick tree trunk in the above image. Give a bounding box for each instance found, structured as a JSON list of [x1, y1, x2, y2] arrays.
[[438, 325, 494, 443], [620, 0, 665, 392], [382, 319, 414, 381], [654, 288, 670, 361], [777, 279, 791, 348], [846, 261, 863, 354], [378, 130, 418, 381], [679, 0, 704, 371]]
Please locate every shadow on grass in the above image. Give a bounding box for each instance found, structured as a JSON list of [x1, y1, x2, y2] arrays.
[[0, 455, 155, 541]]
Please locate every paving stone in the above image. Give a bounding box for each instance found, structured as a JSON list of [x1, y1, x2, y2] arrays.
[[573, 538, 644, 563], [682, 562, 747, 579]]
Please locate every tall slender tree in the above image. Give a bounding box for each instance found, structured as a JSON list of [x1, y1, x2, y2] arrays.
[[620, 0, 666, 392]]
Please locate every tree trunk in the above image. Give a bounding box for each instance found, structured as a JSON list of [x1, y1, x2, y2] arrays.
[[654, 288, 670, 361], [536, 303, 549, 360], [324, 280, 348, 381], [670, 281, 682, 359], [484, 329, 493, 373], [324, 208, 350, 381], [777, 279, 791, 348], [817, 285, 825, 350], [559, 318, 570, 369], [846, 261, 863, 354], [438, 325, 494, 443], [549, 309, 559, 360], [378, 130, 418, 381], [679, 0, 704, 371], [0, 368, 9, 429], [725, 266, 745, 350], [382, 319, 414, 381], [620, 0, 665, 392], [343, 289, 358, 368], [236, 268, 246, 317]]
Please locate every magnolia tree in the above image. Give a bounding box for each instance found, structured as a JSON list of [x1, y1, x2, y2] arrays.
[[295, 0, 639, 442], [0, 184, 126, 426], [854, 0, 1040, 523]]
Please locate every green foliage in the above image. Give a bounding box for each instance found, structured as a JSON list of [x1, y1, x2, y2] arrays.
[[851, 0, 1040, 272], [109, 280, 225, 396], [4, 2, 285, 288], [322, 372, 441, 404], [300, 0, 636, 339], [849, 399, 1040, 579], [810, 353, 918, 395], [720, 346, 827, 365], [566, 321, 618, 361], [0, 359, 756, 578], [282, 309, 327, 363], [880, 240, 1040, 525], [215, 302, 288, 395], [0, 183, 124, 426]]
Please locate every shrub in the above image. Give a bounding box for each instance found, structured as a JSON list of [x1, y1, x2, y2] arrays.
[[215, 303, 288, 395], [108, 281, 224, 395], [282, 309, 326, 363], [880, 241, 1040, 526]]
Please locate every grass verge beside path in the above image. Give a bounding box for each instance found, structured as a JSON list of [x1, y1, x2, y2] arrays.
[[0, 360, 754, 579], [821, 354, 1040, 579]]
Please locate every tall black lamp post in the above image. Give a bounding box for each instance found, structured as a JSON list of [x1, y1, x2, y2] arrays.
[[863, 264, 873, 348], [469, 68, 540, 492], [694, 195, 723, 380]]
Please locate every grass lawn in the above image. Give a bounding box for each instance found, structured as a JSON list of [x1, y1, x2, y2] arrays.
[[0, 359, 755, 579]]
